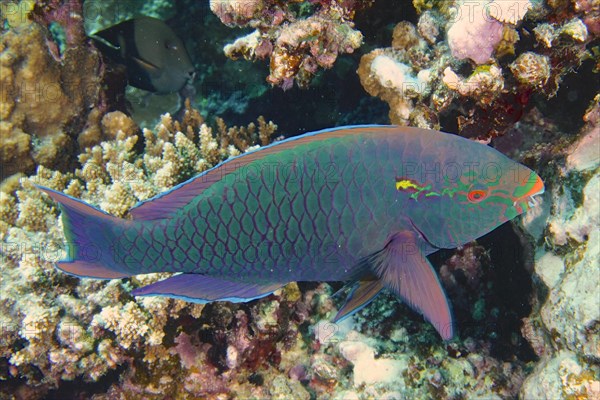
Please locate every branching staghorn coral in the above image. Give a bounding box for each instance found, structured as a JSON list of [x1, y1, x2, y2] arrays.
[[210, 0, 371, 89]]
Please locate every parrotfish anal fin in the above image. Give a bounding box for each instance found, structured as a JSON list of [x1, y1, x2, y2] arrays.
[[368, 231, 454, 340], [332, 279, 384, 323], [128, 125, 399, 221], [131, 274, 284, 303], [57, 261, 130, 279]]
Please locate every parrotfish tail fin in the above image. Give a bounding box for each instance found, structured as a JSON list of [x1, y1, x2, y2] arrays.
[[131, 273, 284, 303], [367, 231, 454, 340], [35, 185, 131, 279], [332, 278, 384, 323]]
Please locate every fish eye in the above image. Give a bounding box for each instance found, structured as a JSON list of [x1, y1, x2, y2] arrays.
[[467, 189, 487, 203]]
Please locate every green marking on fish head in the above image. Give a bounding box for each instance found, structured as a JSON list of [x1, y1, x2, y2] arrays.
[[397, 137, 544, 248]]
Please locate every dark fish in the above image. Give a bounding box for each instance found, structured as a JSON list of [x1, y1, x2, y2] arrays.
[[91, 16, 195, 94]]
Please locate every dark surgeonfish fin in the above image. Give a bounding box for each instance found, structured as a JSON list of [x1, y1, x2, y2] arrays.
[[90, 18, 157, 92], [90, 18, 134, 61], [332, 279, 384, 322], [131, 56, 160, 73], [131, 274, 285, 303], [365, 230, 454, 340]]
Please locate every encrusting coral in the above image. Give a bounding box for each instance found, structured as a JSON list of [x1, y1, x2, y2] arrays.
[[446, 0, 533, 64], [210, 0, 370, 89]]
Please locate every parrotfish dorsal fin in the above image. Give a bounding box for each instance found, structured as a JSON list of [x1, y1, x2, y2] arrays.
[[368, 230, 454, 340], [131, 273, 283, 303], [129, 125, 398, 221], [332, 279, 384, 322]]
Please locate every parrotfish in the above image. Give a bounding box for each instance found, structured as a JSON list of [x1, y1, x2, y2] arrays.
[[91, 16, 195, 93], [37, 125, 544, 340]]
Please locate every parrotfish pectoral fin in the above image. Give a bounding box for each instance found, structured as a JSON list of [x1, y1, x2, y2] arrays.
[[368, 231, 454, 340], [131, 274, 284, 303], [332, 279, 384, 323]]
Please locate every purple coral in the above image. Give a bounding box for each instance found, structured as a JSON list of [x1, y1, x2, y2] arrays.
[[31, 0, 87, 51]]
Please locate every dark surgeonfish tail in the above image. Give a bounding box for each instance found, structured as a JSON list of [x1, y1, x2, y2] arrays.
[[35, 185, 132, 279]]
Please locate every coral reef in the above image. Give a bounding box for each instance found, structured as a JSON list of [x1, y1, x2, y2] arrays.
[[446, 1, 505, 65], [1, 0, 600, 398], [211, 0, 370, 89], [0, 101, 281, 398], [82, 0, 176, 34], [357, 21, 439, 127], [0, 100, 557, 399], [515, 96, 600, 400], [356, 0, 597, 137], [0, 0, 122, 180], [510, 52, 552, 89]]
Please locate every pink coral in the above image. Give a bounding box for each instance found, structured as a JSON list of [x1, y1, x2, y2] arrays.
[[447, 2, 504, 64], [31, 0, 86, 52]]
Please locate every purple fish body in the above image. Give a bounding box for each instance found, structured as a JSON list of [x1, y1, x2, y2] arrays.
[[37, 125, 544, 340]]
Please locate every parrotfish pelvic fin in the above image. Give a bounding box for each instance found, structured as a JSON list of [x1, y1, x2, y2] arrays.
[[368, 230, 454, 340], [332, 279, 384, 323], [131, 273, 284, 303]]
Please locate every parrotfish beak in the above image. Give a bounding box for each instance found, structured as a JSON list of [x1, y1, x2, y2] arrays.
[[515, 173, 545, 211], [527, 174, 545, 197]]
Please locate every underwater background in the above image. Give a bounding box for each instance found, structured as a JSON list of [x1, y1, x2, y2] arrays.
[[0, 0, 598, 399]]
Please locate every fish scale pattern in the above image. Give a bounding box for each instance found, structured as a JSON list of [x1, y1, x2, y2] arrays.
[[119, 136, 404, 282]]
